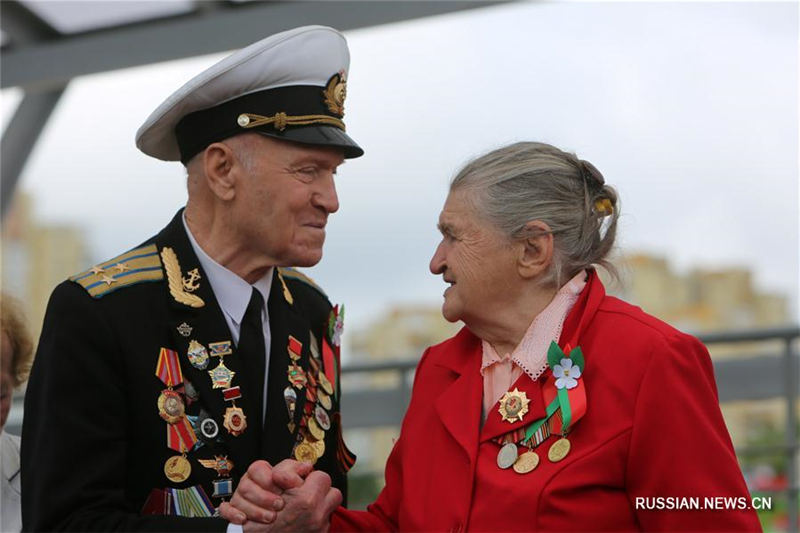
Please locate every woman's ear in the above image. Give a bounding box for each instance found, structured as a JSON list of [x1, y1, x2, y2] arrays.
[[518, 220, 554, 279], [203, 142, 237, 201]]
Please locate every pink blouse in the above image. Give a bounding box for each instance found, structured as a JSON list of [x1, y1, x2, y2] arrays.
[[481, 271, 587, 422]]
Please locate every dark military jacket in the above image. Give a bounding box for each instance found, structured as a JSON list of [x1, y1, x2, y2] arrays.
[[22, 210, 354, 532]]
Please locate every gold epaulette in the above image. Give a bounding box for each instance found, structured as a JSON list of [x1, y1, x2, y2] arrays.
[[277, 267, 328, 299], [70, 243, 164, 299]]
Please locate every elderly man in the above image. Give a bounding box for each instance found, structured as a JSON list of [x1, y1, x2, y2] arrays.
[[22, 26, 359, 532]]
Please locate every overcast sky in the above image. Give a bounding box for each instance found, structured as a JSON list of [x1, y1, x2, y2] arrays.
[[2, 1, 798, 335]]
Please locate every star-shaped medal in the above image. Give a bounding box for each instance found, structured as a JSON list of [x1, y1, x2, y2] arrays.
[[498, 388, 530, 423]]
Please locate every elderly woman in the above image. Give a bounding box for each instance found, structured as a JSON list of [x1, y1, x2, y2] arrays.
[[2, 294, 34, 533], [223, 142, 759, 531]]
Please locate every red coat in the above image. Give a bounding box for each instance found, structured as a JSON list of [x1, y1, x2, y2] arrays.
[[332, 272, 761, 532]]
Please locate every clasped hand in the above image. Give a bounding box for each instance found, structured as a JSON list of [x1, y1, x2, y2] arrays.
[[219, 460, 341, 532]]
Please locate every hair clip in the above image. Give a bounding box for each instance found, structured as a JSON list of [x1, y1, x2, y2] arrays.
[[594, 198, 613, 216]]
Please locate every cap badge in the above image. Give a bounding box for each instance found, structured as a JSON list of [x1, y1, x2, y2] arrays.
[[323, 71, 347, 117]]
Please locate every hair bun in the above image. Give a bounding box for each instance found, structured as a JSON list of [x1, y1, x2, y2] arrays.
[[580, 159, 605, 187]]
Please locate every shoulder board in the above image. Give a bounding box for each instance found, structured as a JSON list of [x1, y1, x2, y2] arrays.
[[277, 267, 328, 299], [70, 243, 163, 299]]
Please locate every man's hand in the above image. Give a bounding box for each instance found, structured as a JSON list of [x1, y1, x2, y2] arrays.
[[219, 459, 341, 532]]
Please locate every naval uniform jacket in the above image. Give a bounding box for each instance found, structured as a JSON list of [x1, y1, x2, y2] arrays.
[[332, 271, 760, 532], [22, 210, 352, 532]]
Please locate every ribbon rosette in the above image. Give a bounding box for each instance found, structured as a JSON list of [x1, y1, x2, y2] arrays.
[[553, 358, 582, 390], [327, 304, 345, 347]]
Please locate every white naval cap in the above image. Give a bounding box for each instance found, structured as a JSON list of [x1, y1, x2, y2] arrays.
[[135, 25, 363, 163]]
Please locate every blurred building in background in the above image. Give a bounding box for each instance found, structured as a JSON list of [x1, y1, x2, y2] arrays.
[[1, 191, 90, 346], [606, 253, 788, 332]]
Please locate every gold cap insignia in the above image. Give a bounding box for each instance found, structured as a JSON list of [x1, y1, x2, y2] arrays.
[[323, 71, 347, 117]]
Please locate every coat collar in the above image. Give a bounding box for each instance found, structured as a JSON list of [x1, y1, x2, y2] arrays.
[[429, 270, 606, 460]]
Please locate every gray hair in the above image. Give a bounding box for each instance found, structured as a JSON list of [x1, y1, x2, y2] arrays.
[[450, 141, 619, 287]]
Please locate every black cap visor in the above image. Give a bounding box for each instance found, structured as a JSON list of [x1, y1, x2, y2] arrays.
[[252, 124, 363, 159]]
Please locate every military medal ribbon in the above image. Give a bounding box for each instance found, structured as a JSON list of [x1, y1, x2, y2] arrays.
[[168, 417, 198, 453], [157, 348, 184, 387]]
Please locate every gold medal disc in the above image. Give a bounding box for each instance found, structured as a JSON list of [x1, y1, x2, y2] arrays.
[[164, 455, 191, 483], [548, 437, 571, 462], [157, 389, 185, 424], [307, 416, 325, 441], [318, 372, 334, 395], [311, 438, 325, 457], [294, 441, 319, 464], [317, 390, 333, 410], [513, 451, 540, 474]]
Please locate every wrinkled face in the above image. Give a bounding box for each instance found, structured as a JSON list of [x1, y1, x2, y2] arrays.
[[230, 137, 344, 267], [1, 331, 13, 431], [429, 190, 519, 326]]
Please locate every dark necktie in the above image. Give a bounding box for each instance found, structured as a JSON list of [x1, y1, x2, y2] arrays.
[[239, 288, 266, 428]]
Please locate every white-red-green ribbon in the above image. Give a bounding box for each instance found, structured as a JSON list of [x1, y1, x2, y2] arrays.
[[521, 342, 587, 444], [545, 341, 586, 434]]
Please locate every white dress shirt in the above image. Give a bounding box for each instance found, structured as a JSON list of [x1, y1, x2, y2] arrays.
[[182, 215, 273, 418]]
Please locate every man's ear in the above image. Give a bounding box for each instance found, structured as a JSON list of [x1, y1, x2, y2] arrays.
[[518, 220, 554, 279], [203, 142, 237, 201]]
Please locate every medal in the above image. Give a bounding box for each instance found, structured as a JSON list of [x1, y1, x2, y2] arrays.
[[317, 390, 332, 411], [200, 418, 219, 440], [158, 389, 186, 423], [548, 437, 571, 462], [314, 405, 331, 430], [187, 340, 209, 370], [208, 340, 232, 357], [198, 455, 234, 478], [212, 478, 233, 498], [223, 406, 247, 436], [498, 388, 530, 423], [155, 348, 198, 454], [318, 371, 334, 396], [284, 386, 297, 419], [311, 438, 325, 457], [496, 442, 518, 469], [307, 416, 325, 441], [288, 336, 302, 361], [208, 361, 235, 389], [164, 454, 191, 483], [294, 441, 318, 464], [309, 331, 320, 360], [513, 451, 540, 474], [287, 363, 307, 388]]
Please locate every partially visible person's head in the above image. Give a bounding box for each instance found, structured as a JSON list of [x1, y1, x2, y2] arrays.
[[449, 141, 619, 288], [1, 294, 34, 431], [136, 26, 364, 281], [430, 142, 619, 325]]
